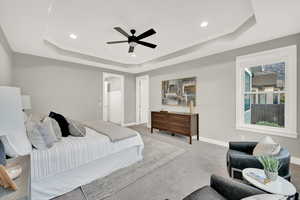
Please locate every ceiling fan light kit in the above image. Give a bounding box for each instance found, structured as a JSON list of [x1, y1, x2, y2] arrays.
[[107, 27, 157, 53]]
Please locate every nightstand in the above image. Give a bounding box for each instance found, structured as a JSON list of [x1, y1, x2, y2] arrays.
[[0, 155, 31, 200]]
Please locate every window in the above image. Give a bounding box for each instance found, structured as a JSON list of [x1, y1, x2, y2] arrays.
[[236, 45, 297, 138]]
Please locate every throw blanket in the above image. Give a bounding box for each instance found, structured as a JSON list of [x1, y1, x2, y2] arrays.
[[83, 120, 137, 142]]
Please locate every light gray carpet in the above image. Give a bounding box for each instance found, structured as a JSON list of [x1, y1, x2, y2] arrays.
[[77, 134, 185, 200], [54, 125, 300, 200]]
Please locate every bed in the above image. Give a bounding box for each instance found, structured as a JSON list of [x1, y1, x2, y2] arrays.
[[31, 126, 144, 200]]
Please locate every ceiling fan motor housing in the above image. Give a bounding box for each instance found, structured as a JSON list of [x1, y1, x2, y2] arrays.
[[107, 27, 157, 53]]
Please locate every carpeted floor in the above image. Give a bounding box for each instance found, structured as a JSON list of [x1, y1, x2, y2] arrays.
[[81, 135, 185, 200], [54, 125, 300, 200]]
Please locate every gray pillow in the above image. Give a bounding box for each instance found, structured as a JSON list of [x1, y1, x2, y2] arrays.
[[44, 117, 62, 141], [67, 119, 86, 137], [42, 117, 61, 142]]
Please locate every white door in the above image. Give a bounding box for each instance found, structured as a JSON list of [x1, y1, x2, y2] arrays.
[[103, 72, 125, 125], [136, 75, 149, 124], [108, 90, 122, 124]]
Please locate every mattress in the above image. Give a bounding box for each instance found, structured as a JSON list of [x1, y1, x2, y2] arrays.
[[31, 127, 144, 181]]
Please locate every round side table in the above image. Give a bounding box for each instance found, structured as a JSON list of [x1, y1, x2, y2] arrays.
[[242, 168, 296, 197]]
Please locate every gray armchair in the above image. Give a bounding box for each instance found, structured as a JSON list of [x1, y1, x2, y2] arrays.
[[226, 142, 291, 181], [183, 174, 265, 200]]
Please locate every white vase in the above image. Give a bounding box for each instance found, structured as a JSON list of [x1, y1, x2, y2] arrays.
[[264, 170, 278, 181]]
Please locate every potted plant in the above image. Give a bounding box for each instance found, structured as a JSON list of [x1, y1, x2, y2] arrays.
[[257, 156, 281, 181]]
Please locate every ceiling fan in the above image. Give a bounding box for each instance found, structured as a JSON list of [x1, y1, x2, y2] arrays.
[[107, 27, 157, 53]]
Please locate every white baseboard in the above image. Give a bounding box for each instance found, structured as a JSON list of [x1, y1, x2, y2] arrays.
[[196, 136, 300, 166], [197, 136, 229, 147], [122, 122, 137, 127]]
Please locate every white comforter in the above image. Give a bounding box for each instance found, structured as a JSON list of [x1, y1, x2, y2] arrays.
[[31, 127, 144, 181]]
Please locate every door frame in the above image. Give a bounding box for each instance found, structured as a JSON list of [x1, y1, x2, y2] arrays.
[[102, 72, 125, 125], [136, 75, 149, 125]]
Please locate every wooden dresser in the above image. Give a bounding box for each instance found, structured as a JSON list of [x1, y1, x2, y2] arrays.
[[151, 111, 199, 144]]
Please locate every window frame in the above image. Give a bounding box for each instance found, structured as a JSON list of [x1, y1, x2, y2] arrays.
[[236, 45, 297, 138]]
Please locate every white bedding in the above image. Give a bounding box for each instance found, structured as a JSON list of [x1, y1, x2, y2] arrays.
[[31, 127, 144, 181]]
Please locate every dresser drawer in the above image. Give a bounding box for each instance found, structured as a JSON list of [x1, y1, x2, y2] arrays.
[[152, 121, 167, 129], [168, 114, 190, 123], [168, 124, 190, 135], [151, 112, 167, 122]]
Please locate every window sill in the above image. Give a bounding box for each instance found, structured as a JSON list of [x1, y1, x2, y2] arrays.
[[236, 125, 298, 139]]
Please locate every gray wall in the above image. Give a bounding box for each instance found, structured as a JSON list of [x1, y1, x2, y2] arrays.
[[12, 53, 136, 123], [0, 26, 12, 86], [141, 33, 300, 158]]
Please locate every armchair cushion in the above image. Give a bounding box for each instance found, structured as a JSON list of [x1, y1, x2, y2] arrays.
[[183, 186, 226, 200], [183, 175, 265, 200], [210, 175, 264, 200]]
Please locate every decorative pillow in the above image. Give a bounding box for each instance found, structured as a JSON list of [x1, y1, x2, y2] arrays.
[[49, 111, 70, 137], [67, 119, 86, 137], [253, 136, 281, 156], [49, 117, 62, 140], [30, 113, 47, 123], [42, 117, 61, 142], [26, 120, 53, 150]]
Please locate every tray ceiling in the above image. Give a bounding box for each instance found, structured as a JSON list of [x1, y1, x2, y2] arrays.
[[0, 0, 300, 73]]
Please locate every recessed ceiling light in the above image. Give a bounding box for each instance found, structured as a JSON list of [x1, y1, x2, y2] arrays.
[[131, 53, 136, 57], [200, 21, 208, 28], [69, 33, 77, 39]]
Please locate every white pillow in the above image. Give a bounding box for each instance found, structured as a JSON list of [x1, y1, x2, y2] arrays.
[[26, 117, 60, 150], [253, 136, 281, 156], [26, 120, 51, 150]]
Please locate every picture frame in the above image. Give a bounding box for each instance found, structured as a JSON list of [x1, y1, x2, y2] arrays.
[[162, 77, 196, 107]]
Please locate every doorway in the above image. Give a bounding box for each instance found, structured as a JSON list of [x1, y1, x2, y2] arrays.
[[136, 75, 149, 125], [102, 72, 124, 125]]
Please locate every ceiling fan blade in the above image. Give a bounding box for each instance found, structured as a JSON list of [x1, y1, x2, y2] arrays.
[[114, 27, 130, 38], [136, 28, 156, 40], [137, 41, 157, 48], [107, 40, 128, 44], [128, 46, 134, 53]]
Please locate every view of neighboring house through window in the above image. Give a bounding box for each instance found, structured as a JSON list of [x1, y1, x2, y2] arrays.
[[243, 62, 285, 128]]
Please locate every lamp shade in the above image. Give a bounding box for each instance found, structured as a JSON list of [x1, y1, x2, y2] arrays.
[[21, 95, 31, 110]]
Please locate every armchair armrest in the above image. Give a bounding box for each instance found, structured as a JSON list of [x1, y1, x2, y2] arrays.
[[229, 142, 257, 154], [210, 175, 265, 200]]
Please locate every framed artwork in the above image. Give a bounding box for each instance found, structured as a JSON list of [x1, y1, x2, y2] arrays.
[[162, 77, 196, 106]]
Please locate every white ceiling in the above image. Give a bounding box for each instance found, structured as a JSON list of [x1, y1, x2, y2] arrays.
[[0, 0, 300, 73]]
